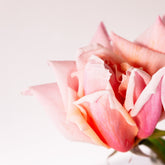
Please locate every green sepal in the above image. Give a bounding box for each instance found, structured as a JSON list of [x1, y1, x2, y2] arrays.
[[148, 129, 165, 139]]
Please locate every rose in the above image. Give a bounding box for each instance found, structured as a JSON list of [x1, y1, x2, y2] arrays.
[[24, 17, 165, 152]]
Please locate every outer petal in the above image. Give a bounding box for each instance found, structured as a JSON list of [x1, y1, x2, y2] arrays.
[[110, 32, 165, 75], [136, 16, 165, 53], [91, 22, 111, 49], [125, 68, 151, 111], [48, 61, 78, 109], [74, 89, 138, 152], [66, 87, 108, 148], [24, 83, 92, 143], [130, 67, 165, 138]]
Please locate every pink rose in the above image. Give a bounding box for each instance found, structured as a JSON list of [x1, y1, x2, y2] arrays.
[[24, 17, 165, 152]]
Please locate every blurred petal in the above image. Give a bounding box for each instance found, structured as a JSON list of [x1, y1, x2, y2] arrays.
[[130, 67, 165, 138], [162, 15, 165, 24], [110, 32, 165, 75], [49, 61, 78, 108], [25, 83, 92, 143], [74, 90, 138, 152], [159, 111, 165, 121], [125, 69, 151, 111], [91, 22, 111, 49], [136, 16, 165, 53]]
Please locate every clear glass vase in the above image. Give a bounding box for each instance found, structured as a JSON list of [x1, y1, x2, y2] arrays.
[[106, 150, 164, 165]]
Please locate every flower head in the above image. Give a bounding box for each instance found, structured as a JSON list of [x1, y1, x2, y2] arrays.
[[24, 16, 165, 152]]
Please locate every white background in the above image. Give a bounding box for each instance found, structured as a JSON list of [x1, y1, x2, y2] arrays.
[[1, 0, 165, 164]]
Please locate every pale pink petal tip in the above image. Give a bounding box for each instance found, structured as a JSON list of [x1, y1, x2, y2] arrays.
[[136, 16, 165, 53], [161, 14, 165, 24], [91, 22, 111, 48], [21, 88, 33, 96]]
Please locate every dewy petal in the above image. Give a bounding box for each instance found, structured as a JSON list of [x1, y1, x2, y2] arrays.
[[91, 22, 111, 49], [136, 16, 165, 53], [125, 68, 151, 111], [110, 32, 165, 75], [130, 67, 165, 138], [83, 55, 111, 95], [67, 87, 109, 148], [48, 61, 78, 109], [24, 83, 92, 143], [74, 90, 138, 152]]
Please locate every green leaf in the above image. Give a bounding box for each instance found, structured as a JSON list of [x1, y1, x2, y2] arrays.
[[141, 137, 165, 163]]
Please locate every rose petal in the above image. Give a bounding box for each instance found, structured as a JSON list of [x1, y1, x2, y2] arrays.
[[74, 89, 138, 152], [77, 46, 114, 74], [118, 66, 133, 98], [75, 23, 113, 97], [162, 15, 165, 24], [83, 55, 111, 95], [110, 32, 165, 75], [48, 61, 78, 108], [24, 83, 92, 143], [125, 69, 151, 111], [159, 111, 165, 121], [91, 22, 111, 49], [136, 16, 165, 53], [130, 67, 165, 138], [161, 75, 165, 110], [118, 73, 129, 98], [76, 22, 113, 71], [67, 87, 108, 147], [76, 46, 113, 97], [109, 64, 125, 103]]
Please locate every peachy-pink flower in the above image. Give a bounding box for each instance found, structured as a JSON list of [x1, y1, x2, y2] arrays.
[[24, 16, 165, 152]]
